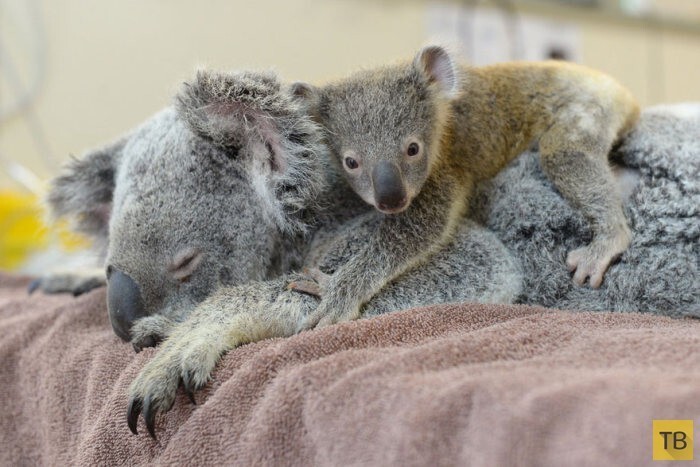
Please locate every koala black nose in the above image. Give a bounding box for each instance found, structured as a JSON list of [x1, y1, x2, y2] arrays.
[[372, 160, 407, 213], [107, 267, 146, 341]]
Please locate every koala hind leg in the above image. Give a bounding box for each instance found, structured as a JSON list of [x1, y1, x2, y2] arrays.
[[538, 125, 631, 288], [28, 267, 106, 296]]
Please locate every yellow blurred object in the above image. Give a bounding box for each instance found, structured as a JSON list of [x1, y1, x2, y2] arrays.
[[0, 190, 89, 270]]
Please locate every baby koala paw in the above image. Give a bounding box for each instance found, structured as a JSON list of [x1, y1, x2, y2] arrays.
[[566, 230, 630, 288], [296, 294, 362, 332], [287, 268, 330, 298], [28, 269, 105, 296]]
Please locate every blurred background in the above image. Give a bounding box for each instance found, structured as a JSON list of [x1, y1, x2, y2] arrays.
[[1, 0, 699, 273]]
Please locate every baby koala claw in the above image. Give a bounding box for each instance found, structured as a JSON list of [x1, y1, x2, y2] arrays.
[[287, 268, 330, 298], [566, 230, 630, 288], [287, 280, 323, 297]]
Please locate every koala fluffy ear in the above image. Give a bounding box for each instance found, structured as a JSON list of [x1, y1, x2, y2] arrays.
[[290, 81, 319, 104], [176, 70, 284, 150], [414, 45, 459, 97], [47, 138, 123, 239]]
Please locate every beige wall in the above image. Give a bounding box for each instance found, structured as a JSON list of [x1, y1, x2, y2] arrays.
[[1, 0, 699, 189]]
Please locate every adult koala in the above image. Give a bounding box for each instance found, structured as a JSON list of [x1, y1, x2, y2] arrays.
[[36, 72, 329, 342], [38, 70, 521, 436]]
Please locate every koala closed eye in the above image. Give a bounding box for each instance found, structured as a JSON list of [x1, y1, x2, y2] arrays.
[[169, 249, 203, 281]]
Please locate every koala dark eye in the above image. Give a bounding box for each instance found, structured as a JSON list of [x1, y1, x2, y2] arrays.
[[407, 142, 420, 157], [344, 157, 359, 170]]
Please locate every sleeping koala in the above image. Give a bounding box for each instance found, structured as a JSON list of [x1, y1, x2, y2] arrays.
[[39, 69, 521, 437], [37, 71, 331, 342]]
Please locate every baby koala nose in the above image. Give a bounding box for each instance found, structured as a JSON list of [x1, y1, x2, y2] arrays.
[[372, 161, 408, 213], [377, 196, 407, 212], [107, 266, 146, 341]]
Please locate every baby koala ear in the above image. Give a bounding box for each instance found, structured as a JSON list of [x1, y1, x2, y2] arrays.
[[289, 81, 321, 117], [290, 81, 317, 100], [414, 45, 459, 97]]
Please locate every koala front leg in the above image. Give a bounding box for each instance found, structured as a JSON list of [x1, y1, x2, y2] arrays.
[[28, 266, 106, 296], [298, 175, 468, 330], [127, 276, 316, 438]]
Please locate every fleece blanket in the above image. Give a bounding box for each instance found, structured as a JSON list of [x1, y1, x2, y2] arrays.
[[2, 273, 699, 466]]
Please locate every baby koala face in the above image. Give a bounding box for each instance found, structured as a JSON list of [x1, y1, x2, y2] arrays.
[[295, 45, 459, 215], [339, 134, 431, 214]]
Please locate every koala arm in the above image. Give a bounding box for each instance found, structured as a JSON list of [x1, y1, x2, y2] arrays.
[[298, 172, 470, 329], [126, 274, 317, 438]]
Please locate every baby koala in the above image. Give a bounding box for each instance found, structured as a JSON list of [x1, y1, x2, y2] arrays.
[[291, 45, 639, 329]]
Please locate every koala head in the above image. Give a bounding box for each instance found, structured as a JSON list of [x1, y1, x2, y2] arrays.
[[48, 70, 328, 341], [293, 45, 459, 214]]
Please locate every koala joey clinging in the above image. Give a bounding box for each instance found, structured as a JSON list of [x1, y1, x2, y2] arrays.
[[291, 45, 639, 328]]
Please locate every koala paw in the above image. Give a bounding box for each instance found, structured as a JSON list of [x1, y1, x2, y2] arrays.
[[287, 267, 330, 298], [127, 322, 231, 438], [28, 269, 105, 296], [130, 315, 176, 353], [566, 230, 630, 288], [127, 350, 181, 439], [296, 295, 361, 332]]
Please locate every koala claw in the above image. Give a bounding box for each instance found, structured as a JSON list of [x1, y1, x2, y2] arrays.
[[130, 315, 175, 353], [181, 371, 200, 405], [287, 279, 322, 297], [128, 381, 181, 439], [132, 335, 159, 353], [142, 395, 157, 439], [126, 397, 142, 435], [566, 232, 628, 288], [127, 313, 235, 437], [288, 268, 330, 297], [27, 279, 41, 295]]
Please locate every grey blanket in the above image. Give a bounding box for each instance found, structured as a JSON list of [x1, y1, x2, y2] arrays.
[[472, 104, 699, 316]]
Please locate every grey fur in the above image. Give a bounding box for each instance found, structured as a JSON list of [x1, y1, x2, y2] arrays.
[[125, 102, 698, 437], [471, 105, 700, 316]]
